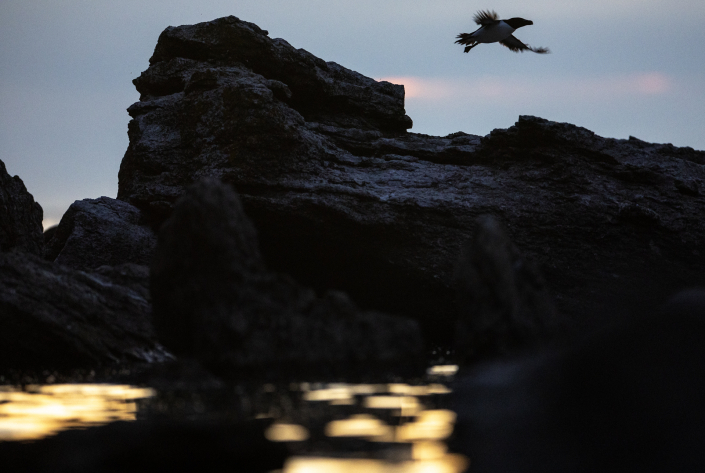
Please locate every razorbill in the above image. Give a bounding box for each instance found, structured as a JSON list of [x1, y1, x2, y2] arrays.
[[456, 10, 550, 54]]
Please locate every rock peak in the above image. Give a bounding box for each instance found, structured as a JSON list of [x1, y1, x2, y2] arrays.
[[119, 17, 705, 343], [134, 15, 412, 132]]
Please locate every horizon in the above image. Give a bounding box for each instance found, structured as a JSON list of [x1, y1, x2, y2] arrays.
[[2, 0, 704, 227]]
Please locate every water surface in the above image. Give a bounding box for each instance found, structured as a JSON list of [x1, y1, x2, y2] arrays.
[[0, 365, 466, 472]]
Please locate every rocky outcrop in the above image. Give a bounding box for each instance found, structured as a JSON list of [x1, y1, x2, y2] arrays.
[[451, 288, 705, 472], [117, 16, 705, 343], [0, 159, 44, 256], [44, 197, 156, 271], [0, 251, 171, 369], [454, 215, 557, 361], [151, 179, 422, 375], [0, 163, 165, 370]]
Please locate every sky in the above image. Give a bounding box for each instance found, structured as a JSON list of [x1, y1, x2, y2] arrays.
[[1, 1, 704, 228]]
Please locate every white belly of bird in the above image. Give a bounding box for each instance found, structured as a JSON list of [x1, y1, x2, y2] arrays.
[[473, 21, 515, 43]]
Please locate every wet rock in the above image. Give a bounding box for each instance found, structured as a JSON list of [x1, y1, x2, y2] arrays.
[[0, 251, 171, 369], [45, 197, 156, 271], [451, 288, 705, 472], [118, 15, 705, 343], [150, 179, 422, 375], [454, 215, 557, 361], [0, 158, 44, 256]]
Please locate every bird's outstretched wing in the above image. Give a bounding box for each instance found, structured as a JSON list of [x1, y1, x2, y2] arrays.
[[500, 35, 551, 54], [473, 10, 499, 26]]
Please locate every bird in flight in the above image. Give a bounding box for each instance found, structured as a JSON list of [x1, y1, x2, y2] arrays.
[[456, 10, 550, 54]]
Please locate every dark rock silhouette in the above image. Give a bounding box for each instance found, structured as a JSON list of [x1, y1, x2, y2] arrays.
[[451, 288, 705, 472], [2, 13, 705, 471], [0, 159, 44, 256], [117, 16, 705, 343], [44, 197, 156, 271], [45, 197, 157, 270], [0, 161, 167, 370], [0, 251, 170, 369], [151, 178, 423, 375], [454, 215, 557, 361], [0, 419, 286, 473]]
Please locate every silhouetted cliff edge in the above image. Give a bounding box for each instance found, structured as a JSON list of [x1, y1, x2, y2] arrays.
[[117, 16, 705, 343]]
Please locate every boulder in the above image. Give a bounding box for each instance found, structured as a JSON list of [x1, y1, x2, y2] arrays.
[[45, 197, 156, 271], [150, 178, 422, 375], [0, 158, 44, 256], [118, 16, 705, 343], [450, 288, 705, 472], [454, 215, 557, 361], [0, 251, 171, 369]]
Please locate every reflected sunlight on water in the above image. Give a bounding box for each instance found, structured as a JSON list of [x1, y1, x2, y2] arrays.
[[266, 423, 310, 442], [427, 365, 459, 377], [282, 452, 468, 473], [0, 364, 464, 472], [0, 384, 155, 441], [269, 365, 467, 473]]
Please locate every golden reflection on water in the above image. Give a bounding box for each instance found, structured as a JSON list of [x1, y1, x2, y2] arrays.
[[364, 395, 421, 415], [427, 365, 459, 377], [0, 365, 464, 472], [265, 422, 310, 442], [0, 384, 155, 442], [283, 452, 468, 473], [271, 365, 467, 473], [325, 414, 393, 439]]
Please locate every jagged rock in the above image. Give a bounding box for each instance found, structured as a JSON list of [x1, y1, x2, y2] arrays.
[[451, 288, 705, 472], [45, 197, 156, 271], [118, 15, 705, 342], [0, 158, 44, 256], [0, 251, 171, 369], [454, 215, 557, 361], [150, 179, 422, 375]]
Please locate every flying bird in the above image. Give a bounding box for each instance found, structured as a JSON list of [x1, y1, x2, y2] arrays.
[[456, 10, 550, 54]]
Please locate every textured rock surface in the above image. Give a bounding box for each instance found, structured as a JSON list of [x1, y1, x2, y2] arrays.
[[0, 159, 44, 256], [454, 215, 557, 361], [0, 251, 170, 369], [45, 197, 156, 271], [151, 179, 422, 374], [119, 16, 705, 342]]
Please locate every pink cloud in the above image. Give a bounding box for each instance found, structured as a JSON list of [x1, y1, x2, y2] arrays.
[[633, 72, 671, 94], [380, 76, 453, 99], [380, 72, 672, 103]]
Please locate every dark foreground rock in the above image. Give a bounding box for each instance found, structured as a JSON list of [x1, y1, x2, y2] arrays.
[[44, 197, 156, 271], [0, 419, 286, 473], [454, 215, 557, 361], [450, 288, 705, 472], [151, 179, 423, 376], [0, 159, 44, 256], [0, 251, 170, 369], [117, 16, 705, 343]]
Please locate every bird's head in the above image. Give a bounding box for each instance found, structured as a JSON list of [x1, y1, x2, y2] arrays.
[[504, 18, 533, 29]]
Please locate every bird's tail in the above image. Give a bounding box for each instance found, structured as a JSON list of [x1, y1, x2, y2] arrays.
[[456, 33, 478, 53], [455, 33, 475, 45]]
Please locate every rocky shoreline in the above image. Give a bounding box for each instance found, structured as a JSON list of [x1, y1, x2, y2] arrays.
[[3, 14, 705, 373], [2, 14, 705, 471]]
